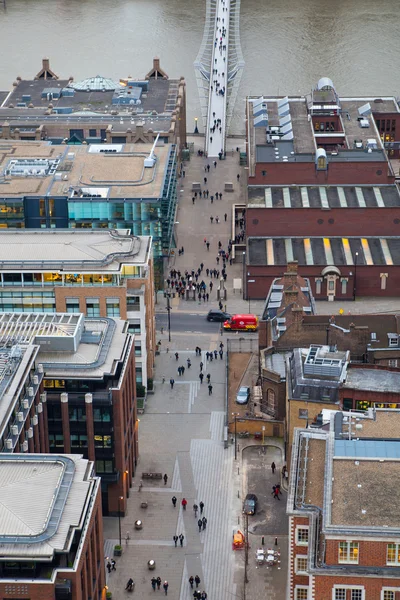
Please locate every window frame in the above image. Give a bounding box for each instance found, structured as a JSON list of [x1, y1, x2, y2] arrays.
[[332, 586, 365, 600], [295, 555, 308, 575], [295, 526, 309, 547], [382, 588, 400, 600], [295, 586, 309, 600], [387, 543, 400, 566], [338, 541, 359, 564]]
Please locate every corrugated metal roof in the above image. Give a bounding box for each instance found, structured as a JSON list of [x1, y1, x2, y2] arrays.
[[69, 76, 121, 92]]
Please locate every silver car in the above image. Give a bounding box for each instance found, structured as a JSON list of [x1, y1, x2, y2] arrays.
[[236, 386, 250, 405]]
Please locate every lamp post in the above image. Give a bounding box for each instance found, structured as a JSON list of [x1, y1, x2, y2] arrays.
[[166, 293, 171, 342], [194, 117, 199, 134], [353, 251, 359, 301], [242, 251, 246, 301], [232, 412, 239, 460], [118, 495, 123, 547]]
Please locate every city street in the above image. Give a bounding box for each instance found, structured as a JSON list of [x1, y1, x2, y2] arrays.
[[104, 140, 289, 600]]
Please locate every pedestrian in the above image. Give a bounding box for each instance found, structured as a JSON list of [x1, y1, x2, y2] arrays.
[[204, 176, 207, 184], [214, 349, 218, 359], [189, 576, 195, 589], [206, 242, 210, 251], [219, 349, 223, 359], [195, 575, 201, 588], [172, 495, 177, 507], [182, 365, 185, 375], [106, 561, 111, 573], [182, 497, 188, 510], [209, 281, 213, 291], [202, 516, 207, 530], [151, 577, 157, 591], [199, 501, 204, 515], [198, 518, 203, 532], [210, 195, 214, 203], [208, 384, 213, 395], [170, 378, 174, 389], [173, 534, 178, 547], [210, 215, 214, 223], [175, 352, 179, 361], [164, 473, 168, 485], [207, 164, 210, 172], [237, 173, 240, 181], [213, 161, 217, 168], [210, 136, 213, 143], [163, 581, 169, 595], [200, 361, 203, 371], [224, 213, 227, 221], [187, 358, 191, 368], [193, 503, 199, 517], [178, 366, 181, 376], [271, 461, 276, 474], [157, 577, 162, 590], [273, 487, 280, 500], [201, 592, 208, 600], [206, 373, 211, 383], [179, 533, 184, 546], [199, 372, 204, 383], [111, 559, 116, 571]]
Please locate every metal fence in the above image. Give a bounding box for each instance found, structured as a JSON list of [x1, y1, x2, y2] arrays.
[[226, 337, 259, 354]]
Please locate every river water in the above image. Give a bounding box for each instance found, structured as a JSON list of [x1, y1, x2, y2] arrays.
[[0, 0, 399, 134]]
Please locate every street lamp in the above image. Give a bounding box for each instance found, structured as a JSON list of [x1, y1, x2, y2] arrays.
[[242, 251, 246, 301], [165, 293, 172, 342], [353, 251, 359, 301], [194, 117, 199, 134], [232, 412, 240, 460], [118, 495, 123, 547]]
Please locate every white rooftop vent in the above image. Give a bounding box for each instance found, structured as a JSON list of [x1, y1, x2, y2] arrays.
[[359, 119, 370, 128], [358, 102, 372, 117], [144, 133, 160, 168], [22, 440, 28, 452], [5, 439, 12, 450], [17, 412, 24, 422]]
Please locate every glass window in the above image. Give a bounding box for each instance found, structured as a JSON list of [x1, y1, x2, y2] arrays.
[[55, 434, 64, 447], [295, 556, 308, 574], [86, 298, 100, 317], [128, 322, 141, 334], [339, 541, 359, 564], [334, 591, 346, 600], [89, 129, 97, 137], [66, 297, 80, 313], [383, 591, 395, 600], [135, 343, 142, 356], [106, 298, 120, 316], [341, 279, 347, 294], [387, 543, 400, 565], [389, 359, 398, 368], [295, 588, 308, 600], [351, 591, 362, 600], [296, 528, 309, 546], [315, 278, 322, 294]]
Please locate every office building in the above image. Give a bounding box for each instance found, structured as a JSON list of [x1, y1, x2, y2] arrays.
[[0, 311, 137, 515], [0, 229, 155, 387], [0, 57, 187, 152], [0, 453, 105, 600]]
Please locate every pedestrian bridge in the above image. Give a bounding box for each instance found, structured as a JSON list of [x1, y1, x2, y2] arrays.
[[194, 0, 244, 157]]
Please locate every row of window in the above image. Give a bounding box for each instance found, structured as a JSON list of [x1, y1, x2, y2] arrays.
[[296, 529, 400, 567], [47, 403, 112, 422], [48, 433, 112, 448], [66, 297, 120, 316], [315, 274, 389, 294], [295, 587, 397, 600]]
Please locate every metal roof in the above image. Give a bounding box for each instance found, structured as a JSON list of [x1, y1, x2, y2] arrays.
[[334, 439, 400, 459]]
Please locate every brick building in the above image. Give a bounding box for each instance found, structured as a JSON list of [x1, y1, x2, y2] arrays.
[[0, 57, 187, 154], [0, 453, 105, 600], [288, 409, 400, 600], [0, 229, 155, 388], [243, 77, 400, 300], [0, 312, 138, 515]]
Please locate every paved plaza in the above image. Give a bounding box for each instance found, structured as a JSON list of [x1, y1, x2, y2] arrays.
[[104, 139, 288, 599]]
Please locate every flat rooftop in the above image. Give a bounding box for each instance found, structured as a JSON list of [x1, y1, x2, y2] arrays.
[[0, 140, 170, 199], [247, 185, 400, 209], [0, 454, 94, 559], [40, 317, 129, 380], [248, 236, 400, 267], [1, 77, 180, 132], [343, 368, 400, 394], [331, 458, 400, 528], [0, 230, 151, 271], [288, 347, 347, 403]]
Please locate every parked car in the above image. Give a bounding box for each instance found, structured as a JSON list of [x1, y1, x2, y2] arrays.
[[223, 313, 259, 331], [236, 386, 250, 405], [206, 309, 232, 322], [243, 493, 258, 515]]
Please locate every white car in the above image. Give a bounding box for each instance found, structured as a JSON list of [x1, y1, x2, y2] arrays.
[[236, 386, 250, 405]]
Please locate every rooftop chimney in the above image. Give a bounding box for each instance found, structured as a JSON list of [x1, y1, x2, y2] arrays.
[[283, 261, 299, 288]]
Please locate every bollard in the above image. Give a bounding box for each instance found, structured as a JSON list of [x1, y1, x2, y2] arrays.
[[275, 537, 278, 546], [261, 536, 265, 546], [237, 467, 239, 475]]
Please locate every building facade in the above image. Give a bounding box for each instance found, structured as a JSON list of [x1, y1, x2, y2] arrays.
[[243, 78, 400, 300], [288, 409, 400, 600], [0, 453, 105, 600], [0, 229, 155, 387], [0, 57, 187, 154], [0, 139, 177, 282]]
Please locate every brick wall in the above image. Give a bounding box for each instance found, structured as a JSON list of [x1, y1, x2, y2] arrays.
[[247, 206, 400, 238], [55, 286, 127, 319]]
